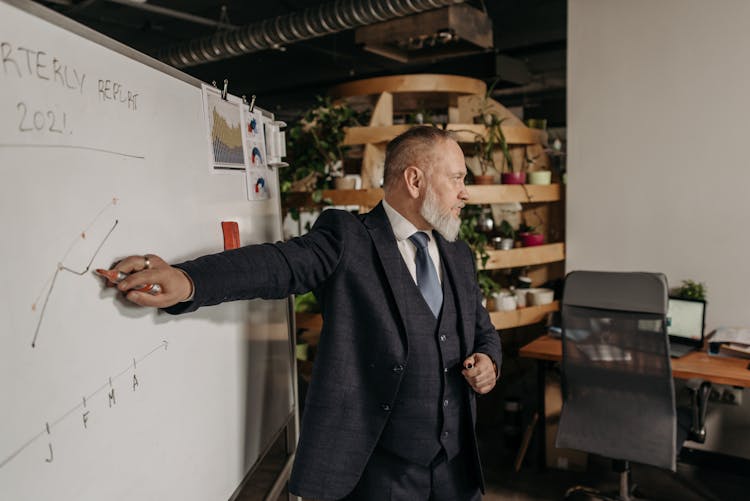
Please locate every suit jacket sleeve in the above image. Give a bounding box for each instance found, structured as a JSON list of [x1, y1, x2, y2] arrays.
[[164, 209, 347, 315], [465, 244, 503, 377]]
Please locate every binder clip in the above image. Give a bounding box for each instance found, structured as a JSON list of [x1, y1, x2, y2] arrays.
[[221, 79, 228, 100], [265, 120, 289, 168]]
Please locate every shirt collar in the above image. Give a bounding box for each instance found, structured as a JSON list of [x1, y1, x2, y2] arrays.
[[382, 199, 426, 242]]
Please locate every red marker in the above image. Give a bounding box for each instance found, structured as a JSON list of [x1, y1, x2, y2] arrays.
[[95, 269, 162, 295]]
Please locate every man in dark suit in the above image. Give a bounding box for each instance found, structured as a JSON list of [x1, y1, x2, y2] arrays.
[[111, 126, 502, 500]]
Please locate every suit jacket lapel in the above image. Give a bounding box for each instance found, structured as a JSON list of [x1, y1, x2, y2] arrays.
[[363, 203, 411, 342], [435, 232, 475, 352]]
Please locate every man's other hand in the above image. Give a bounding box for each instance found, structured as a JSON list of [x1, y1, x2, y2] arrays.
[[461, 353, 498, 394]]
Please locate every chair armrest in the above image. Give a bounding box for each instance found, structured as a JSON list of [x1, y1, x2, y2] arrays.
[[685, 378, 711, 443]]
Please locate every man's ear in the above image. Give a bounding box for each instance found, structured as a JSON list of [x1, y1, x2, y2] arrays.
[[403, 165, 424, 199]]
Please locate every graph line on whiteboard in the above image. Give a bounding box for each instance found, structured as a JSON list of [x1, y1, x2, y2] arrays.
[[0, 143, 145, 159], [31, 198, 120, 348], [0, 340, 169, 470]]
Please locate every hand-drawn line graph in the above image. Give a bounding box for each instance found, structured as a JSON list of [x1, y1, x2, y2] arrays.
[[0, 340, 169, 470], [31, 198, 119, 348]]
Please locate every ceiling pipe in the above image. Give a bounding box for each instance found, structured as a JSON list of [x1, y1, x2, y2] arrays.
[[157, 0, 467, 69], [106, 0, 239, 30]]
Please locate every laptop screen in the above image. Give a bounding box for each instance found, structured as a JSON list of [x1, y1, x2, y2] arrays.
[[667, 298, 706, 342]]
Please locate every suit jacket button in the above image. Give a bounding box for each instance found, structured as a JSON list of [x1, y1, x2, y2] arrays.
[[381, 404, 391, 412], [439, 334, 447, 342], [392, 364, 404, 373]]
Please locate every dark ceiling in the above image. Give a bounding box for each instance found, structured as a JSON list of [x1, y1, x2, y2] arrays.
[[36, 0, 566, 124]]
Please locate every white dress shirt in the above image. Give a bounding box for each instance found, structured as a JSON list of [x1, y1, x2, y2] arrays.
[[382, 199, 442, 285]]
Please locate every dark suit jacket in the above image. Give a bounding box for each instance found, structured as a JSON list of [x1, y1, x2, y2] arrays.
[[167, 203, 502, 500]]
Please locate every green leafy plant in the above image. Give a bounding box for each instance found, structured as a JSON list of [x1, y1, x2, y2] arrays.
[[282, 96, 365, 195], [467, 79, 513, 175], [294, 291, 320, 313], [477, 114, 513, 174], [498, 220, 515, 240], [459, 206, 490, 267], [459, 205, 501, 297], [674, 280, 707, 301], [477, 270, 502, 299]]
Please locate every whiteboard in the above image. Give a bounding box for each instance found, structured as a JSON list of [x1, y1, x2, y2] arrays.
[[0, 1, 295, 500]]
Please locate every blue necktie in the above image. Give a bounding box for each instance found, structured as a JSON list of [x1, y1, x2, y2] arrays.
[[409, 231, 443, 318]]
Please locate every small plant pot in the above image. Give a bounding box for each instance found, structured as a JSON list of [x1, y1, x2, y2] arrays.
[[492, 291, 517, 311], [333, 176, 358, 190], [473, 174, 495, 185], [527, 170, 552, 185], [501, 172, 526, 185], [526, 288, 554, 306], [499, 238, 514, 250], [514, 289, 527, 308], [519, 232, 544, 247]]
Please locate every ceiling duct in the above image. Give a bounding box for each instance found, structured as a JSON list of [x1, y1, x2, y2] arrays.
[[355, 4, 493, 63], [157, 0, 467, 69]]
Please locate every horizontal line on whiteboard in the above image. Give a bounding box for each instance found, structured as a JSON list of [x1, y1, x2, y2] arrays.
[[0, 143, 145, 159]]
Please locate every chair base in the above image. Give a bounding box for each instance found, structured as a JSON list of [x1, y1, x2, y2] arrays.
[[564, 462, 645, 501]]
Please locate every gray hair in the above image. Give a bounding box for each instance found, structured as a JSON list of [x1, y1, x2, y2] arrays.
[[382, 126, 456, 191]]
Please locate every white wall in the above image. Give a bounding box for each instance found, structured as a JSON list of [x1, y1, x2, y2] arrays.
[[568, 0, 750, 459], [567, 0, 750, 331]]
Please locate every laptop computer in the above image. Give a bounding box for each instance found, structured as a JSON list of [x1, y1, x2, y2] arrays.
[[666, 297, 707, 358]]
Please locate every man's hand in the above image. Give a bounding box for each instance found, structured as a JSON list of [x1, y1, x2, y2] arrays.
[[461, 353, 498, 394], [106, 254, 193, 308]]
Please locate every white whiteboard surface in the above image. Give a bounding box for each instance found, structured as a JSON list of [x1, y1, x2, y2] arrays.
[[0, 1, 295, 500]]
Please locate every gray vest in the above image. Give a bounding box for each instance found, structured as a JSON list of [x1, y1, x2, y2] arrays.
[[378, 258, 469, 466]]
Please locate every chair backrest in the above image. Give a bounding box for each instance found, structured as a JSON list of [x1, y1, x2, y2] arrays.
[[555, 271, 677, 471]]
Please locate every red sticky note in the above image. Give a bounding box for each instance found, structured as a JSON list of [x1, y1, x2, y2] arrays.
[[221, 221, 240, 250]]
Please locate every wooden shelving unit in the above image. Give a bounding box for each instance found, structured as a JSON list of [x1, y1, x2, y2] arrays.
[[285, 74, 564, 333], [466, 184, 560, 204], [283, 188, 385, 210], [343, 123, 546, 146], [483, 243, 565, 270], [284, 184, 561, 211], [296, 301, 560, 334], [488, 301, 560, 330]]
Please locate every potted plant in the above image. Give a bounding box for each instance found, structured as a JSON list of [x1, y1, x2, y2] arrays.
[[526, 147, 552, 185], [282, 96, 364, 196], [673, 280, 707, 300], [496, 220, 515, 250], [517, 222, 544, 247], [459, 207, 501, 306], [478, 270, 502, 310]]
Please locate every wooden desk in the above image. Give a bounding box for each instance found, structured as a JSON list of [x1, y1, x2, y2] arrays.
[[520, 335, 750, 387], [519, 335, 750, 469]]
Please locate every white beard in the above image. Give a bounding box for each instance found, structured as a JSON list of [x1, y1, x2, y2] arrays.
[[420, 184, 461, 242]]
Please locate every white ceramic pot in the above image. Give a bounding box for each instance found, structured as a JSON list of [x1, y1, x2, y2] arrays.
[[515, 289, 527, 308], [333, 174, 361, 190], [526, 288, 554, 306], [527, 170, 552, 185], [492, 290, 517, 311]]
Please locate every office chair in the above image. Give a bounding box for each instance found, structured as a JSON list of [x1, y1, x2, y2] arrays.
[[556, 271, 693, 501]]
